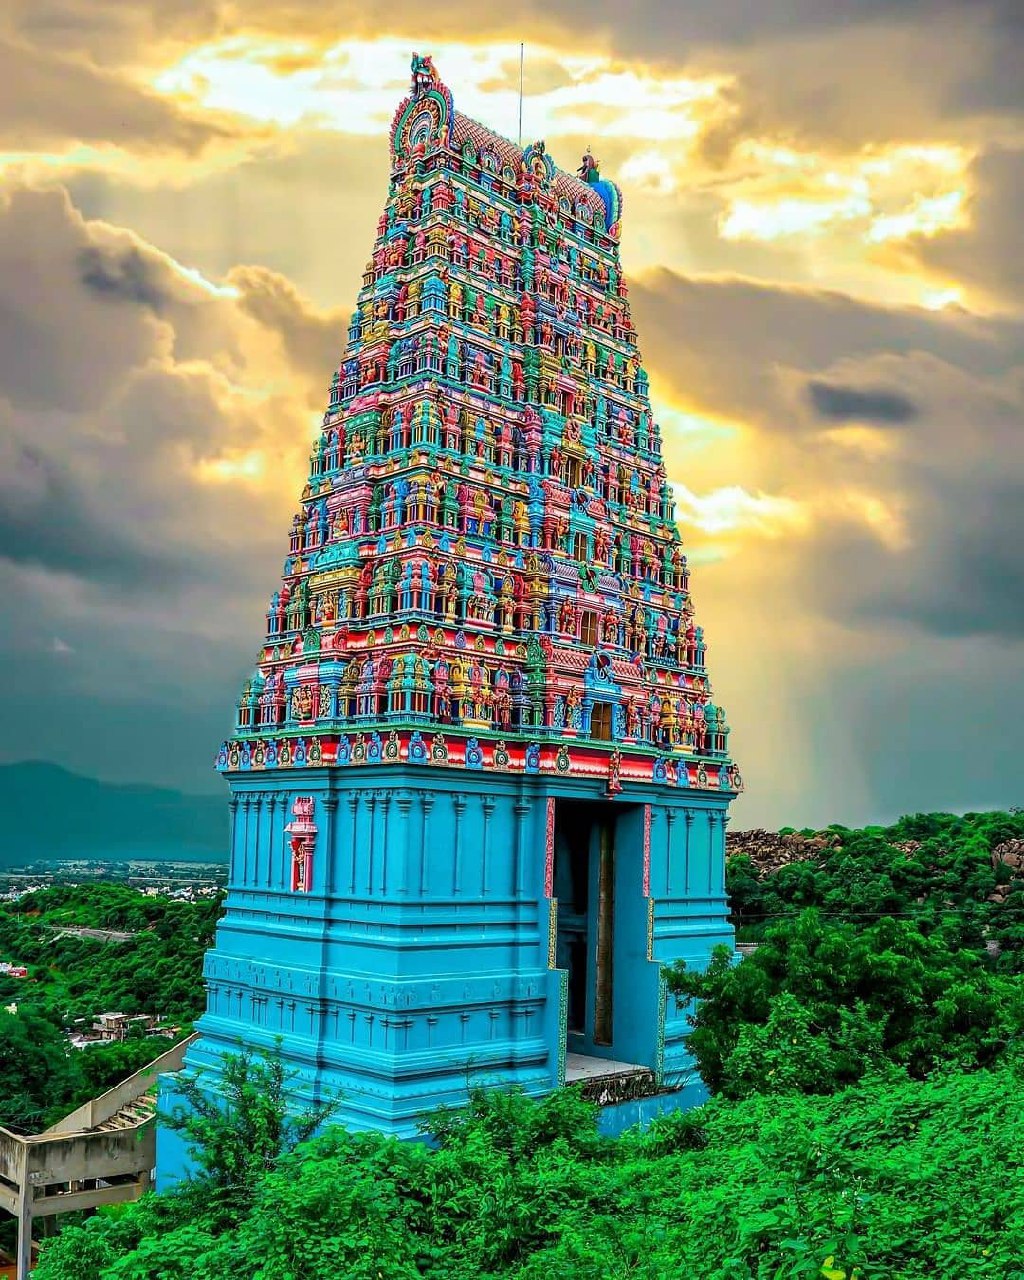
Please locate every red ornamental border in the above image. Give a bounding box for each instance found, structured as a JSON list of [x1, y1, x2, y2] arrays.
[[642, 802, 652, 896], [544, 797, 556, 897], [218, 731, 740, 794]]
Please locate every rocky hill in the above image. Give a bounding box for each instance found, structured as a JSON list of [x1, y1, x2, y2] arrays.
[[729, 825, 1024, 907], [726, 828, 840, 874]]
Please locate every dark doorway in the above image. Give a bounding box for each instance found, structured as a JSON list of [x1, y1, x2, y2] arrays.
[[553, 801, 616, 1049]]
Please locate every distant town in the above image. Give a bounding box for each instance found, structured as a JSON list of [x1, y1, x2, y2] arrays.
[[0, 859, 227, 901], [0, 862, 223, 1079]]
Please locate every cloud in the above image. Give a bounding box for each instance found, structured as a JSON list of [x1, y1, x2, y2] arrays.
[[943, 2, 1024, 117], [0, 427, 186, 587], [2, 0, 225, 74], [477, 52, 576, 96], [0, 185, 172, 413], [0, 33, 245, 155], [78, 243, 174, 312], [8, 0, 1019, 151], [0, 179, 331, 624], [907, 148, 1024, 309], [65, 131, 388, 311], [806, 379, 917, 424], [631, 269, 1024, 643], [228, 264, 347, 398], [10, 0, 1005, 63]]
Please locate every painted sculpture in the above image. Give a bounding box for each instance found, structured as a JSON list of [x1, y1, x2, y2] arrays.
[[157, 54, 742, 1178]]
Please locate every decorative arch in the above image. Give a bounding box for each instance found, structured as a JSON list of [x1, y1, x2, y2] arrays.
[[391, 86, 453, 162]]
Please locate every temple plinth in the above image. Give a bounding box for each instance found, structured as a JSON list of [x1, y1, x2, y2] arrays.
[[157, 53, 741, 1179]]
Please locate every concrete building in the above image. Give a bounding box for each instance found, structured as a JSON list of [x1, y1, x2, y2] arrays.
[[0, 1038, 192, 1279]]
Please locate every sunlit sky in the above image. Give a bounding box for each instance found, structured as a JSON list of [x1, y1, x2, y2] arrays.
[[1, 0, 1022, 827]]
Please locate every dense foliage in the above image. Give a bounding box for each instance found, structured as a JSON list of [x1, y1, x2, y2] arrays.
[[0, 883, 221, 1022], [666, 909, 1024, 1097], [728, 809, 1024, 964], [161, 1043, 342, 1215], [28, 809, 1024, 1276], [664, 809, 1024, 1099], [0, 883, 220, 1131], [34, 1062, 1024, 1279]]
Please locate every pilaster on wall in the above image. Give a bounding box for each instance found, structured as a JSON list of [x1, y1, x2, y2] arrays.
[[643, 796, 732, 1084]]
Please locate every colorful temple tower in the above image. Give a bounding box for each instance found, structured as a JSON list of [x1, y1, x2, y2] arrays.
[[158, 53, 741, 1173]]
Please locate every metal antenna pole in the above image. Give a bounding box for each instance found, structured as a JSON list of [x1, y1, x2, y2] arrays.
[[518, 42, 524, 146]]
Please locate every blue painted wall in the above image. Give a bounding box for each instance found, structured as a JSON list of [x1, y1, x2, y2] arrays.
[[157, 763, 732, 1187]]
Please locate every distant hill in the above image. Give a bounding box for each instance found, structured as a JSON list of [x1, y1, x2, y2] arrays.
[[0, 762, 227, 867]]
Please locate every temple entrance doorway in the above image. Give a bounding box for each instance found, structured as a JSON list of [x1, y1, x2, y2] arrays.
[[552, 800, 621, 1064]]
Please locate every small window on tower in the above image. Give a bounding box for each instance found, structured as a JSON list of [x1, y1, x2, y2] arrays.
[[580, 610, 599, 647], [591, 702, 613, 741]]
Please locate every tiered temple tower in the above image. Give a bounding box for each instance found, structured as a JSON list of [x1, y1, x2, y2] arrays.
[[158, 53, 742, 1173]]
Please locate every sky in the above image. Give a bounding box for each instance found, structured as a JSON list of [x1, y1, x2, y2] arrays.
[[0, 0, 1022, 830]]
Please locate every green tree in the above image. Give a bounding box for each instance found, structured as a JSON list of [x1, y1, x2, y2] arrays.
[[159, 1042, 342, 1216], [37, 1063, 1024, 1280], [667, 909, 1024, 1097], [0, 1008, 83, 1131]]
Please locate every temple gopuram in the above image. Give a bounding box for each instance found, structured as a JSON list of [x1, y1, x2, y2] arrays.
[[158, 53, 742, 1176]]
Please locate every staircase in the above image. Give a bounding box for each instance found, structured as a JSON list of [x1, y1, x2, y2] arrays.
[[91, 1089, 158, 1134], [44, 1036, 195, 1137]]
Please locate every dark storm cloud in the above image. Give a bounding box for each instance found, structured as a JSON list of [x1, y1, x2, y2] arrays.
[[631, 270, 1015, 425], [0, 182, 315, 608], [911, 149, 1024, 309], [942, 1, 1024, 116], [78, 245, 172, 313], [0, 187, 169, 413], [806, 380, 918, 424], [0, 438, 182, 588], [809, 479, 1024, 640], [925, 482, 1024, 637], [631, 269, 1024, 641]]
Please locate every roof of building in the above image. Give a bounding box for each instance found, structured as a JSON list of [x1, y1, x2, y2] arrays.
[[450, 111, 608, 220]]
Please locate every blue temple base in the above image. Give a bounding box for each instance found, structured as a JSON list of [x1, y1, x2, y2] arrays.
[[155, 763, 732, 1188], [156, 1072, 710, 1192]]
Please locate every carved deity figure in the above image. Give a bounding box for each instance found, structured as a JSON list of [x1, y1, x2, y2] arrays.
[[564, 685, 582, 729], [292, 685, 314, 720], [285, 796, 318, 893]]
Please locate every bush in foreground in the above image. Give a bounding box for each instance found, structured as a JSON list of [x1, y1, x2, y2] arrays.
[[36, 1060, 1024, 1280]]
